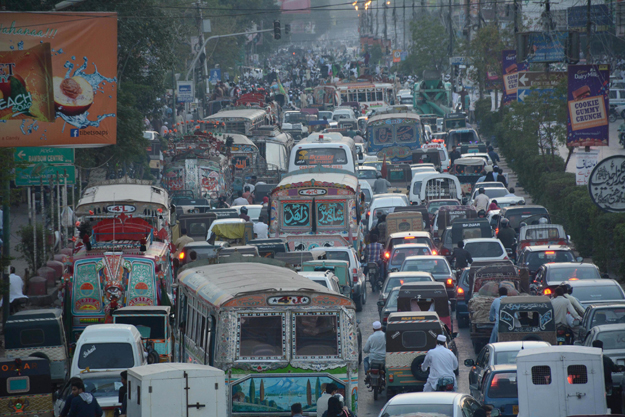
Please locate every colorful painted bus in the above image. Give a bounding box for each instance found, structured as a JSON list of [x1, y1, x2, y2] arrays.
[[66, 182, 174, 342], [175, 262, 359, 417], [336, 82, 393, 112], [366, 111, 424, 163]]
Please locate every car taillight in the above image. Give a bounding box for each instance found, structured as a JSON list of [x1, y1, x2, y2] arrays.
[[388, 373, 394, 382], [179, 251, 185, 260], [432, 250, 438, 255], [382, 316, 388, 323], [441, 247, 450, 256], [495, 228, 499, 235], [544, 288, 552, 295], [384, 252, 390, 259], [446, 278, 454, 287], [457, 287, 465, 300], [367, 211, 371, 217]]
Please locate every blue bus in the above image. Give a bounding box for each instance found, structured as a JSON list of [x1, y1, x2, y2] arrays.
[[366, 111, 423, 163]]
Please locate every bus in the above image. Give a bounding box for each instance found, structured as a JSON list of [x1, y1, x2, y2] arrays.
[[175, 262, 359, 417], [205, 108, 269, 136], [288, 133, 357, 174], [366, 111, 424, 162], [336, 82, 394, 112], [67, 181, 174, 341]]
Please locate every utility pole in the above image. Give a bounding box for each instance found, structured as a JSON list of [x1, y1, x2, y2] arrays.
[[494, 0, 498, 27], [384, 1, 388, 51], [393, 2, 398, 49], [513, 0, 518, 33], [196, 1, 210, 112], [586, 0, 591, 62], [403, 0, 406, 50]]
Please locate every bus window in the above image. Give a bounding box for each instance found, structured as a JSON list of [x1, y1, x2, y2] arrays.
[[238, 314, 284, 358], [376, 91, 383, 101], [358, 92, 366, 102], [294, 314, 339, 356], [341, 94, 348, 102], [366, 92, 373, 101]]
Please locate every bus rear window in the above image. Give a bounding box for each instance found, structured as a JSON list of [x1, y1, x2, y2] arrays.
[[294, 148, 348, 166], [294, 314, 338, 356], [238, 315, 284, 358]]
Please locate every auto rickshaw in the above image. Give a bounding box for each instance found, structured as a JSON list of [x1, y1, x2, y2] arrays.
[[450, 218, 493, 243], [434, 205, 477, 238], [0, 357, 54, 416], [384, 311, 458, 396], [498, 295, 557, 344], [396, 281, 453, 332], [385, 211, 423, 235], [113, 306, 173, 363], [386, 164, 412, 194]]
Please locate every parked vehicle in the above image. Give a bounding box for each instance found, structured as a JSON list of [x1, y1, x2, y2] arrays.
[[1, 357, 53, 417], [497, 296, 557, 345], [112, 306, 172, 363], [4, 309, 68, 386], [384, 312, 458, 395], [465, 341, 550, 399], [516, 346, 607, 417], [54, 371, 122, 417], [70, 324, 147, 378], [127, 363, 227, 417]]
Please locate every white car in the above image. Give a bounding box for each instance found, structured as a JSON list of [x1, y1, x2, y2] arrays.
[[377, 392, 482, 417], [54, 371, 122, 417], [298, 271, 341, 293], [357, 165, 379, 188], [332, 108, 356, 121], [462, 152, 493, 165], [358, 180, 373, 205], [231, 204, 263, 222], [469, 187, 518, 207], [464, 341, 550, 399], [464, 238, 508, 262], [367, 194, 409, 231], [474, 181, 506, 190]]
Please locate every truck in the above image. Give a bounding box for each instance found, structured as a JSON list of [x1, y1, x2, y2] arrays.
[[127, 363, 227, 417], [412, 70, 452, 117], [516, 346, 607, 417]]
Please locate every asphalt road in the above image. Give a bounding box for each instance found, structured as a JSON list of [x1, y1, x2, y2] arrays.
[[355, 282, 477, 417]]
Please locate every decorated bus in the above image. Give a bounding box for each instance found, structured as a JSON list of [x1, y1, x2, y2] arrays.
[[366, 111, 424, 163], [175, 262, 359, 417], [65, 181, 174, 342], [269, 168, 362, 252]]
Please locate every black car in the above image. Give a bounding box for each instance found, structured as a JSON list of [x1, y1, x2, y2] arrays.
[[516, 245, 579, 279], [532, 262, 603, 294]]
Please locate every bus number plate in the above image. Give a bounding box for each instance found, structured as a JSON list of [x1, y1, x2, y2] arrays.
[[267, 295, 311, 306]]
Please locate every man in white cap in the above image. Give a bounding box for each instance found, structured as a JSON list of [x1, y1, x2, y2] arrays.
[[421, 334, 458, 392], [363, 321, 386, 376]]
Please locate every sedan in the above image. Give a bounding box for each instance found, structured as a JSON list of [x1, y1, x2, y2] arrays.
[[54, 371, 122, 417], [555, 279, 625, 308], [583, 323, 625, 388], [463, 238, 508, 262], [517, 246, 578, 280], [464, 341, 550, 399], [386, 243, 432, 275], [378, 271, 435, 313], [576, 303, 625, 342], [533, 262, 603, 293], [377, 392, 483, 417], [473, 365, 519, 417], [400, 255, 456, 306]]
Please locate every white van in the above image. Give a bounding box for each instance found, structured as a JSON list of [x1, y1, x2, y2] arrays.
[[70, 324, 147, 377], [421, 141, 451, 172], [409, 172, 462, 205], [288, 134, 357, 174], [516, 346, 607, 417]]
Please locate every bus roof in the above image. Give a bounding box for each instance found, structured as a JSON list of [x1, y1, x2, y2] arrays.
[[214, 133, 257, 148], [368, 112, 421, 124], [205, 109, 266, 120], [276, 170, 359, 192], [76, 183, 169, 216], [178, 263, 353, 308]]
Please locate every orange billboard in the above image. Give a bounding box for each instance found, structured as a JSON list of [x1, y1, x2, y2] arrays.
[[0, 12, 117, 147]]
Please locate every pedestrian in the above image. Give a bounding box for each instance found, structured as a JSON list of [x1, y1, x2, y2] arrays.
[[489, 286, 508, 343], [59, 377, 83, 417], [593, 339, 624, 412], [232, 191, 249, 206], [254, 215, 269, 239], [496, 167, 508, 188], [472, 188, 490, 212], [160, 122, 168, 136], [316, 383, 338, 417], [322, 395, 353, 417], [451, 241, 473, 269], [0, 267, 28, 314], [67, 379, 103, 417], [487, 146, 500, 165], [421, 334, 458, 392], [118, 371, 128, 417], [291, 403, 304, 417], [242, 186, 254, 205]]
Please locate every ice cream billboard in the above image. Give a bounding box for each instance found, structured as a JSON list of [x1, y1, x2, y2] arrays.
[[566, 64, 609, 147], [501, 50, 518, 105], [0, 12, 117, 147]]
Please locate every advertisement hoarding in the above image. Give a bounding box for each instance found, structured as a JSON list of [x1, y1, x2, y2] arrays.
[[176, 81, 194, 103], [575, 150, 598, 185], [526, 32, 568, 63], [568, 5, 612, 32], [566, 64, 609, 147], [501, 50, 518, 105], [0, 12, 117, 147]]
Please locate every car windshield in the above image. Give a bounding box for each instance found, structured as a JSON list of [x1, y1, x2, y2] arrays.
[[83, 376, 123, 399], [358, 170, 378, 179], [590, 307, 625, 327], [428, 201, 458, 214], [391, 247, 432, 266], [465, 242, 504, 258], [401, 259, 450, 275], [381, 403, 454, 417], [527, 251, 575, 269], [574, 285, 625, 303], [324, 251, 350, 263], [596, 330, 625, 350], [488, 372, 518, 399], [386, 290, 400, 308], [495, 350, 523, 365], [384, 276, 432, 294], [545, 266, 601, 282], [506, 210, 549, 229], [485, 189, 509, 199]]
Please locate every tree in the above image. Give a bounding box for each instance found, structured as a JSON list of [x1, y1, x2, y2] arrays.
[[401, 17, 449, 75], [466, 25, 512, 99]]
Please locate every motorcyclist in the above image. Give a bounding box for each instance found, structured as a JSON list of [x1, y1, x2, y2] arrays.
[[363, 321, 386, 377], [421, 334, 458, 392], [239, 206, 251, 222], [477, 209, 486, 219], [559, 282, 586, 317], [372, 172, 391, 194], [551, 286, 581, 328], [364, 234, 385, 283], [497, 218, 516, 253], [473, 188, 489, 212]]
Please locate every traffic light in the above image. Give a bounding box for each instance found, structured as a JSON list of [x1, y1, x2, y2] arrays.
[[284, 24, 290, 35], [273, 20, 281, 40]]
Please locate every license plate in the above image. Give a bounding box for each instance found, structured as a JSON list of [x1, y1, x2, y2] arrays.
[[513, 405, 519, 415], [557, 337, 565, 342]]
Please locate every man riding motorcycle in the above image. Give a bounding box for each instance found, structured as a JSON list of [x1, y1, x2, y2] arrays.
[[421, 334, 458, 392], [551, 286, 581, 343], [496, 218, 516, 258], [363, 321, 386, 376], [364, 234, 385, 286]]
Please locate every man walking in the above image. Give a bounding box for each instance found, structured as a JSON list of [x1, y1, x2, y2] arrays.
[[68, 379, 103, 417], [489, 287, 508, 343], [316, 383, 338, 417]]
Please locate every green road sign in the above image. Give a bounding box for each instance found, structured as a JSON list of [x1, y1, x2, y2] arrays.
[[14, 147, 75, 165], [15, 164, 76, 186]]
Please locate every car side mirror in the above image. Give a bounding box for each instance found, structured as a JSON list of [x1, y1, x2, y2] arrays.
[[452, 332, 458, 339], [377, 301, 385, 307], [576, 256, 583, 262], [601, 273, 610, 278], [464, 358, 475, 367]]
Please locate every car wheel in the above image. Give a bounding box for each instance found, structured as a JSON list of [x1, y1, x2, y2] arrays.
[[457, 315, 469, 329], [362, 286, 367, 305], [355, 294, 363, 312]]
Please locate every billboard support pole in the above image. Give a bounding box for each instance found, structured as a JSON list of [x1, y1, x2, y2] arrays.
[[56, 173, 61, 250], [1, 176, 10, 327], [33, 188, 37, 273], [41, 177, 45, 264], [586, 0, 591, 62]]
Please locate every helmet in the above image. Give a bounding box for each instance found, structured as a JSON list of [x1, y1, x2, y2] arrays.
[[539, 217, 548, 224], [479, 187, 485, 194], [240, 206, 248, 214], [477, 209, 486, 217], [376, 172, 382, 178], [560, 282, 572, 294], [501, 218, 510, 227]]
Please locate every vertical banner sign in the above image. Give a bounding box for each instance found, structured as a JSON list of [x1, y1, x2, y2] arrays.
[[566, 64, 610, 147], [0, 12, 118, 147], [501, 50, 518, 104], [575, 150, 598, 186]]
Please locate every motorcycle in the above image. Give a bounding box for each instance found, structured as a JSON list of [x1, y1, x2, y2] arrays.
[[435, 376, 456, 392], [556, 324, 574, 345], [365, 360, 386, 400], [609, 106, 619, 123], [367, 262, 382, 292]]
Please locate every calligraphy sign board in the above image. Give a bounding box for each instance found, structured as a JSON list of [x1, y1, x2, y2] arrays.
[[575, 150, 598, 186], [588, 155, 625, 213]]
